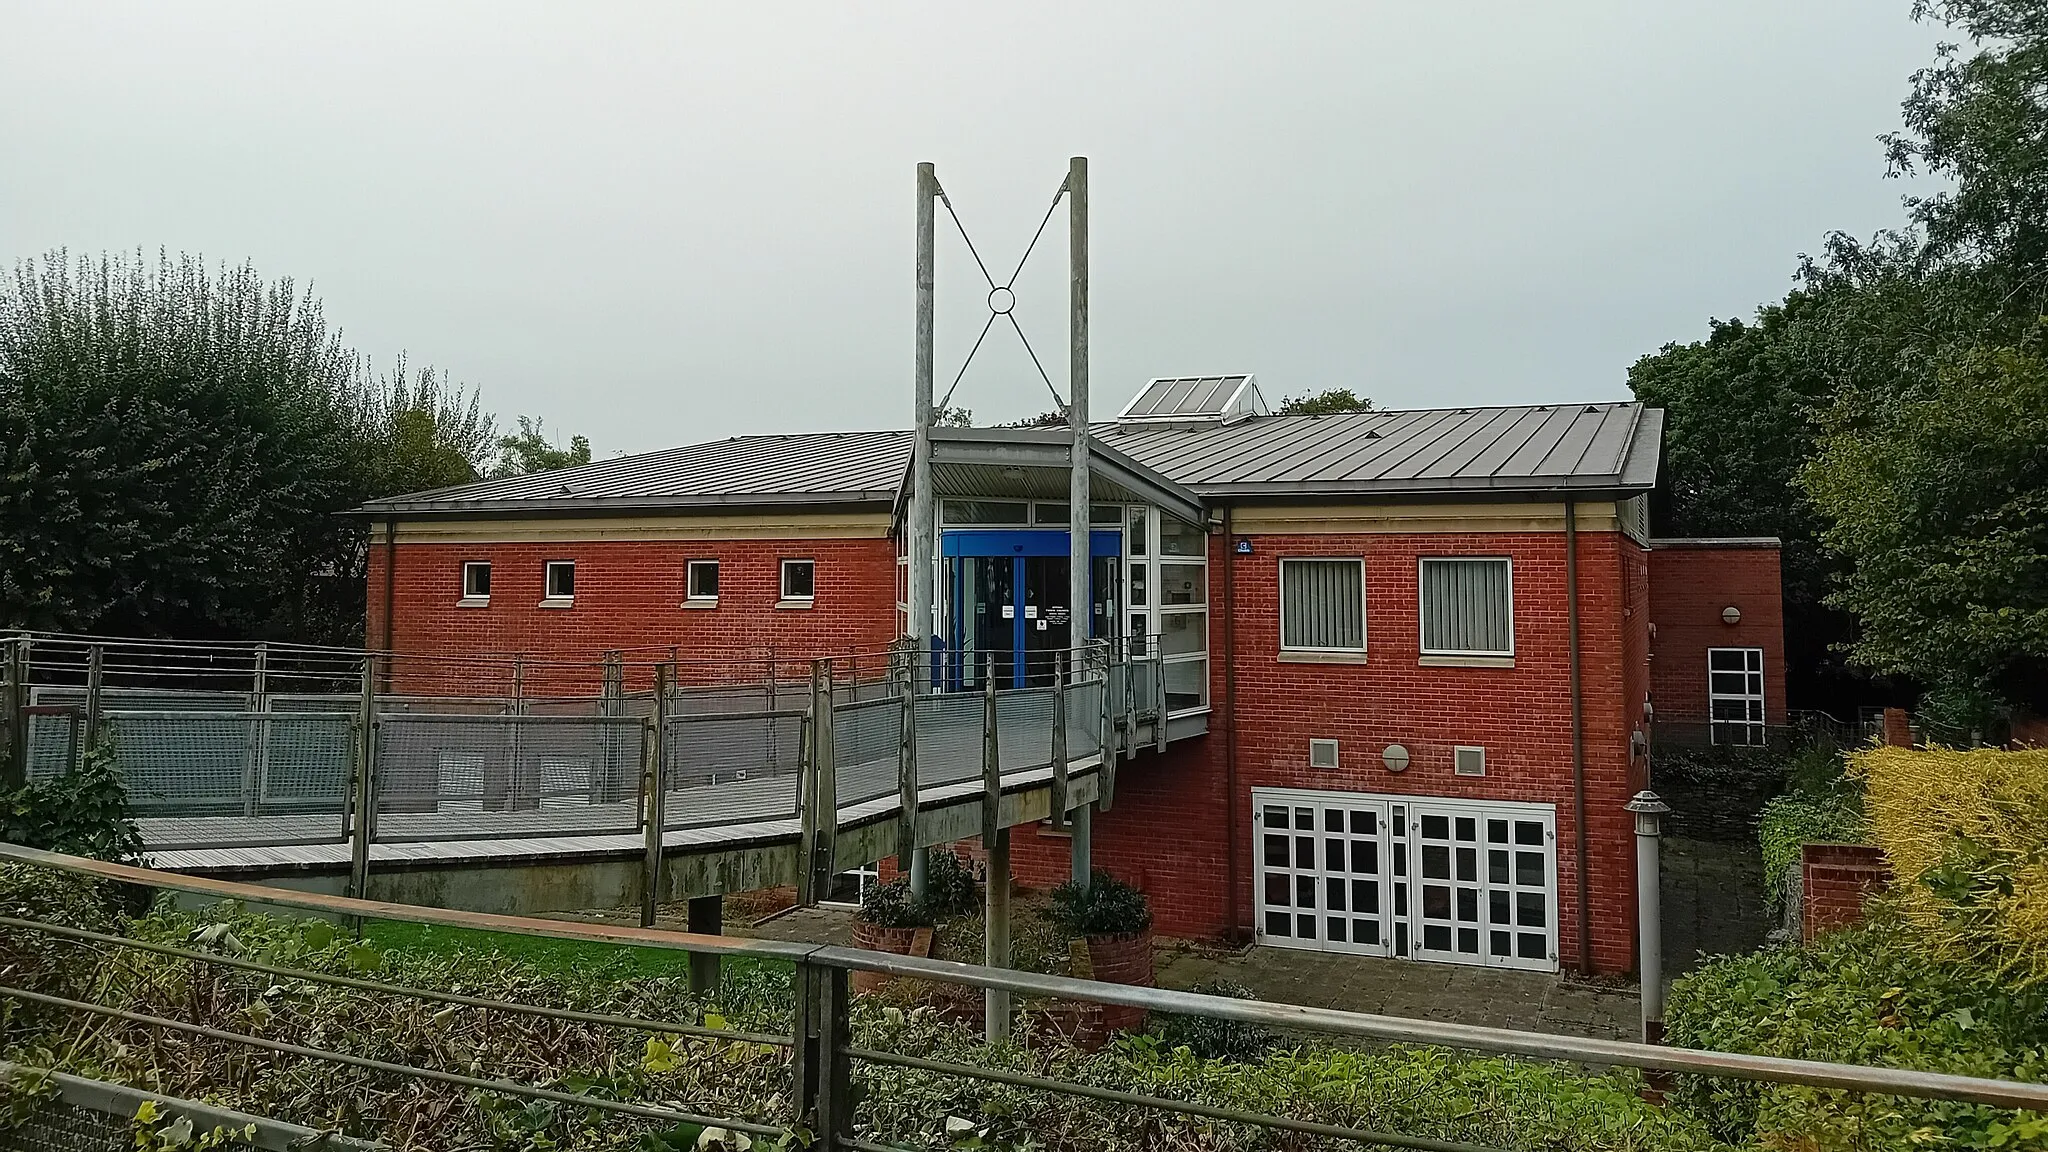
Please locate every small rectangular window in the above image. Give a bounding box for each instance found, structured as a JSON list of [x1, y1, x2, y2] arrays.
[[1708, 647, 1766, 745], [1280, 558, 1365, 652], [544, 560, 575, 600], [686, 559, 719, 602], [1419, 557, 1512, 656], [1159, 515, 1206, 557], [780, 558, 815, 602], [461, 561, 491, 599], [942, 499, 1028, 525]]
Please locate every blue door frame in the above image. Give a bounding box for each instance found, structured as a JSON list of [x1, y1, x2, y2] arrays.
[[939, 529, 1122, 689]]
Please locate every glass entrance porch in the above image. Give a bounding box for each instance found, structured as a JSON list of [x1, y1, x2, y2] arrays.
[[941, 529, 1122, 691]]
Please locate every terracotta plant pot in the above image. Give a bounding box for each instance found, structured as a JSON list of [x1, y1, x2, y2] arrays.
[[850, 920, 923, 995], [1083, 929, 1154, 1036]]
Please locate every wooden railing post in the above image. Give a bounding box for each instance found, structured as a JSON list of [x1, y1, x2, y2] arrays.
[[799, 660, 837, 906], [640, 663, 671, 929], [82, 643, 104, 769], [791, 957, 852, 1144], [348, 655, 378, 904], [1049, 649, 1069, 830], [895, 642, 919, 877]]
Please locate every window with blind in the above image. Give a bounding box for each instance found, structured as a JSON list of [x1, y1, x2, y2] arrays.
[[1280, 559, 1366, 652], [1419, 558, 1513, 656]]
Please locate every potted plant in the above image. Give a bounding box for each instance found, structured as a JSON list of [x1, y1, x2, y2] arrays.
[[851, 877, 934, 994], [1049, 869, 1154, 1036]]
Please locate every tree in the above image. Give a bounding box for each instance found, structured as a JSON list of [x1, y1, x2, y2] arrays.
[[0, 249, 502, 645], [934, 404, 973, 428], [1801, 337, 2048, 720], [1276, 388, 1373, 416], [1000, 408, 1068, 428], [493, 416, 591, 478]]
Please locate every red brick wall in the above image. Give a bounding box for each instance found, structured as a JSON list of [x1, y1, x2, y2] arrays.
[[1647, 543, 1787, 727], [1005, 526, 1646, 975], [1801, 842, 1889, 941], [368, 533, 899, 694]]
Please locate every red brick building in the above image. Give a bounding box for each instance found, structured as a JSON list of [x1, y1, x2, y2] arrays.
[[359, 381, 1783, 976]]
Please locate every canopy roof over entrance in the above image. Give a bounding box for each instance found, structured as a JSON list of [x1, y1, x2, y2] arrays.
[[926, 427, 1206, 526]]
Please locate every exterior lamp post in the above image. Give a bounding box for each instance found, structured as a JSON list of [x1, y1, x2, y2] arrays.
[[1626, 790, 1672, 1045]]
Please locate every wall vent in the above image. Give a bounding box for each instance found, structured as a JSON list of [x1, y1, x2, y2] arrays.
[[1453, 746, 1487, 776], [1308, 739, 1340, 770]]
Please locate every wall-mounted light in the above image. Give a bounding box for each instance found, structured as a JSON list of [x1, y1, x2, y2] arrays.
[[1721, 606, 1742, 625], [1382, 744, 1410, 773]]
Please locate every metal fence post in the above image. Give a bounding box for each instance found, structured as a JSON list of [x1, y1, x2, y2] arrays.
[[641, 663, 671, 929], [799, 660, 837, 906], [348, 655, 378, 903], [1048, 650, 1069, 830], [82, 643, 104, 767], [791, 957, 852, 1145], [601, 651, 625, 803], [1628, 790, 1672, 1045]]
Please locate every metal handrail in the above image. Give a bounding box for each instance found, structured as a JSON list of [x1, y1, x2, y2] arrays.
[[5, 841, 2047, 1114]]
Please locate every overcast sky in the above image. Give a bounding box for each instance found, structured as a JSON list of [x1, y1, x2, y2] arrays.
[[3, 3, 1946, 455]]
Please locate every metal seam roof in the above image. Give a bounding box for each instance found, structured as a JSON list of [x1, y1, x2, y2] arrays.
[[354, 402, 1660, 516]]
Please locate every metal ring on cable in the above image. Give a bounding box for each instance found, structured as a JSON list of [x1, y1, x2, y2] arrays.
[[987, 286, 1016, 315]]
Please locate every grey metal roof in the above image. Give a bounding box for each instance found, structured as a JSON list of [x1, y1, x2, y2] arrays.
[[354, 402, 1661, 516], [1099, 402, 1661, 498], [354, 429, 913, 515]]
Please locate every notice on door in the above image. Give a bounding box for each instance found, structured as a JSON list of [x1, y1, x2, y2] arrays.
[[1047, 607, 1070, 625], [1024, 605, 1038, 619], [1001, 604, 1015, 619]]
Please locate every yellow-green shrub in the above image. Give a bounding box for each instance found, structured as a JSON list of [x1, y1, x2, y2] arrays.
[[1853, 745, 2048, 982]]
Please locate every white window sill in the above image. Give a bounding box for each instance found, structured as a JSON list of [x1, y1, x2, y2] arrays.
[[1419, 653, 1514, 669], [538, 597, 575, 610], [456, 596, 490, 608], [681, 598, 719, 610], [775, 598, 815, 610], [1277, 650, 1369, 665]]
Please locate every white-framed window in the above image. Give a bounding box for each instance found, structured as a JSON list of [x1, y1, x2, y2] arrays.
[[1419, 557, 1513, 657], [780, 558, 816, 603], [461, 560, 491, 601], [686, 559, 719, 603], [1280, 558, 1366, 653], [543, 560, 576, 601], [1709, 647, 1766, 745], [1157, 513, 1208, 712]]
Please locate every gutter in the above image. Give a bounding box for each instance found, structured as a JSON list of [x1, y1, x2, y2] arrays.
[[1221, 502, 1242, 943], [1565, 500, 1591, 972]]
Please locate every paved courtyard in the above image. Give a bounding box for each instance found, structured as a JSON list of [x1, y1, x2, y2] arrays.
[[681, 835, 1770, 1044]]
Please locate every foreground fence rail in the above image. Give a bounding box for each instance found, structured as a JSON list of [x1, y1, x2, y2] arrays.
[[2, 844, 2045, 1151]]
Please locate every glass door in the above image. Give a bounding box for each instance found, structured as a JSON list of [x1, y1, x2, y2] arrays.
[[1021, 556, 1069, 686], [949, 555, 1017, 690]]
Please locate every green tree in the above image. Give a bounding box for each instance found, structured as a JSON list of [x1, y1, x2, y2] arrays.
[[0, 249, 498, 644], [492, 415, 591, 478], [1802, 337, 2048, 719], [934, 404, 973, 428], [1275, 388, 1373, 415]]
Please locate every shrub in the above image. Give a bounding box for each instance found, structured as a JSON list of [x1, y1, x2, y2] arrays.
[[1758, 791, 1866, 910], [1048, 870, 1151, 937], [920, 848, 980, 917], [1855, 745, 2048, 983], [0, 862, 120, 1000], [858, 877, 935, 929], [1667, 916, 2048, 1149], [1155, 979, 1272, 1062], [0, 738, 142, 862]]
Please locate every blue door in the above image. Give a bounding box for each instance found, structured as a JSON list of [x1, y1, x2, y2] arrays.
[[940, 530, 1121, 690]]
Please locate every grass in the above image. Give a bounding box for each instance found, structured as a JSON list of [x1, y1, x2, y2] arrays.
[[362, 919, 793, 985]]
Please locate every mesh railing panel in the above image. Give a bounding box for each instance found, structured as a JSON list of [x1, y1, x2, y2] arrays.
[[995, 688, 1055, 772], [1066, 676, 1105, 760], [24, 712, 78, 780], [94, 713, 352, 849], [4, 1098, 136, 1152], [831, 697, 902, 809], [373, 714, 645, 842], [661, 710, 805, 830], [669, 682, 806, 717], [914, 692, 983, 788]]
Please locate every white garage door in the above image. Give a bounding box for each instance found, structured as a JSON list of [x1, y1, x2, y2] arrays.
[[1252, 787, 1558, 972]]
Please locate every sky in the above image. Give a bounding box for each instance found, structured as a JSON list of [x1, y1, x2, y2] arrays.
[[2, 2, 1948, 456]]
